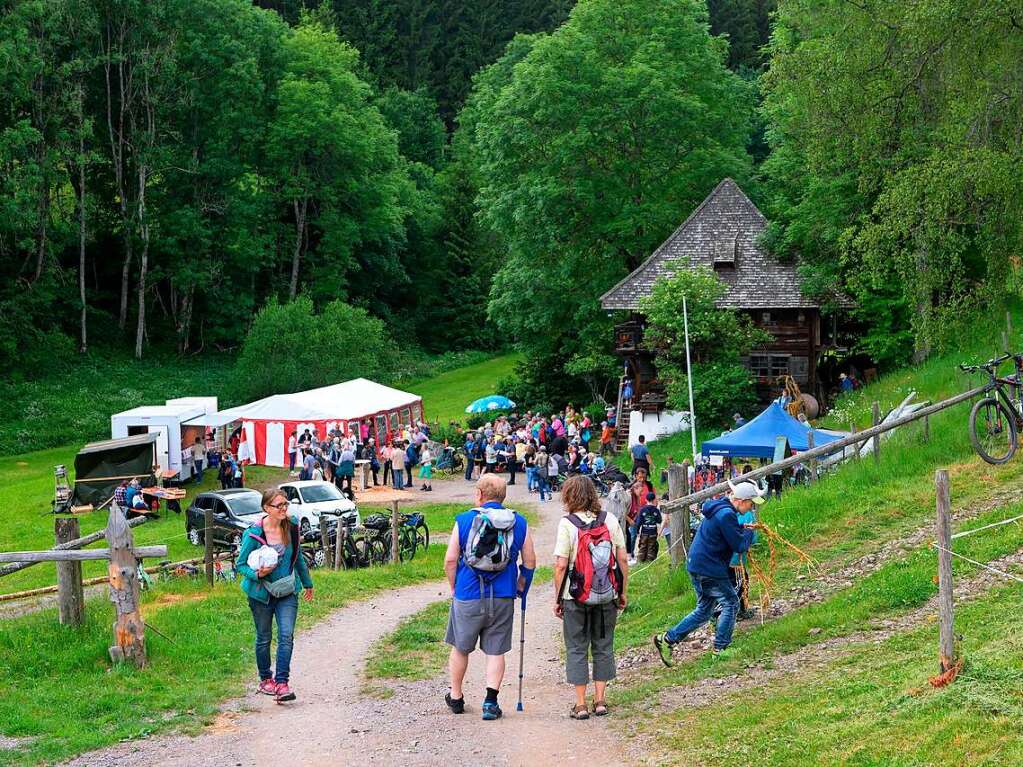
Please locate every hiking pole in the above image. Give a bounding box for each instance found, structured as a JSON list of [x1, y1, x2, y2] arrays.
[[516, 566, 534, 712], [516, 601, 526, 711]]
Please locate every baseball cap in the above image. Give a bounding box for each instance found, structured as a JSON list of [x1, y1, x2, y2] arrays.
[[728, 480, 765, 504]]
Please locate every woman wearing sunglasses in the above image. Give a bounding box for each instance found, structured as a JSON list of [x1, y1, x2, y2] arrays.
[[236, 489, 314, 701]]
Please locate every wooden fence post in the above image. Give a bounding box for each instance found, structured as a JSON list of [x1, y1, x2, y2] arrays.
[[935, 469, 956, 674], [333, 524, 344, 570], [54, 518, 84, 626], [667, 463, 685, 569], [872, 402, 881, 465], [923, 414, 930, 443], [391, 500, 400, 564], [204, 507, 215, 587], [105, 504, 147, 667], [849, 424, 859, 461], [320, 519, 331, 570], [807, 431, 817, 483], [1007, 310, 1013, 340], [1003, 330, 1009, 352]]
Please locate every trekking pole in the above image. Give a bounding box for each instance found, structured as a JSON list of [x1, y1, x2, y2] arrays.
[[516, 600, 526, 711]]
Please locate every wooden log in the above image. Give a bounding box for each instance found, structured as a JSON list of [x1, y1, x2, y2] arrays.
[[105, 504, 147, 668], [55, 518, 85, 626], [872, 401, 881, 465], [667, 463, 685, 569], [0, 546, 167, 563], [391, 500, 400, 564], [0, 552, 231, 604], [935, 469, 956, 674], [661, 384, 988, 513], [204, 507, 215, 587], [0, 516, 147, 577]]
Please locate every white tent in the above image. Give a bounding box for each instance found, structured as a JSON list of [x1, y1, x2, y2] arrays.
[[218, 378, 423, 467]]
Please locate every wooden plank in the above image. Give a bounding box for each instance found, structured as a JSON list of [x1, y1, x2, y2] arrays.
[[0, 546, 167, 563], [106, 504, 147, 667], [55, 518, 85, 626], [935, 469, 956, 674], [661, 384, 988, 513], [0, 516, 147, 578]]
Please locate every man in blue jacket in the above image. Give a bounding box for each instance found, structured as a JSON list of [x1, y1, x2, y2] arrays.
[[653, 481, 763, 665]]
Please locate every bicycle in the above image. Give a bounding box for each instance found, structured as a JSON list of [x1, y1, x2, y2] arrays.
[[401, 511, 430, 552], [960, 352, 1023, 464], [363, 513, 417, 562], [301, 514, 382, 569], [433, 446, 465, 476]]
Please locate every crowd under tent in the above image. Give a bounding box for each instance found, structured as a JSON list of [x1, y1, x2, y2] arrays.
[[702, 401, 841, 460], [217, 378, 423, 467]]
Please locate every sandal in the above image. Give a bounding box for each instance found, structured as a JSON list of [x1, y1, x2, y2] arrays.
[[570, 704, 590, 720], [593, 699, 609, 716]]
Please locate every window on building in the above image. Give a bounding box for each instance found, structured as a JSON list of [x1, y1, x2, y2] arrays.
[[748, 354, 791, 379]]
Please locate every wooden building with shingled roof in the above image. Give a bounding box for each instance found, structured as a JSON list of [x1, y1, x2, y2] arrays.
[[600, 178, 839, 435]]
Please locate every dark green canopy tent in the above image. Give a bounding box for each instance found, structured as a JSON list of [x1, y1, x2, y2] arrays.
[[71, 434, 158, 508]]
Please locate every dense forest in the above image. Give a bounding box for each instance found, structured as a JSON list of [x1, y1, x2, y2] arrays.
[[1, 0, 1019, 409]]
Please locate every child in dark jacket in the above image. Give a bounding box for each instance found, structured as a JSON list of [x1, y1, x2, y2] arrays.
[[635, 492, 663, 562]]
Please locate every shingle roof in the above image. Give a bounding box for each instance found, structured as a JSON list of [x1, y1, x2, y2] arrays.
[[599, 178, 822, 311]]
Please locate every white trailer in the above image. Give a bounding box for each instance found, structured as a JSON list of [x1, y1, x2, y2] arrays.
[[110, 399, 216, 481]]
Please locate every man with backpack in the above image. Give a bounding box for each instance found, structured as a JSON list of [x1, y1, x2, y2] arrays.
[[653, 481, 762, 666], [444, 474, 537, 721]]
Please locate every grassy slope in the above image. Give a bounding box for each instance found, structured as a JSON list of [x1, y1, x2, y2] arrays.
[[408, 353, 521, 424], [611, 315, 1023, 765]]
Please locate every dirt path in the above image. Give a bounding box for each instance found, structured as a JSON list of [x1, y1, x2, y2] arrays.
[[65, 476, 630, 767]]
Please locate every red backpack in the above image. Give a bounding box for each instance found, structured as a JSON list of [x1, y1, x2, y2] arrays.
[[564, 511, 621, 606]]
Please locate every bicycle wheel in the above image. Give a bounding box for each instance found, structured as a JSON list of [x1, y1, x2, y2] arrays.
[[367, 537, 388, 565], [418, 521, 430, 552], [352, 538, 374, 568], [399, 526, 417, 562], [969, 397, 1018, 464]]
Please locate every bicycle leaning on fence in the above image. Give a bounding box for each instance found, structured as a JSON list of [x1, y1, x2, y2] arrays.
[[960, 352, 1023, 464]]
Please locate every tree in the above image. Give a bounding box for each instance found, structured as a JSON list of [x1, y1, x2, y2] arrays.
[[640, 267, 770, 423], [762, 0, 1023, 365], [264, 19, 409, 303], [233, 296, 392, 400], [471, 0, 753, 392]]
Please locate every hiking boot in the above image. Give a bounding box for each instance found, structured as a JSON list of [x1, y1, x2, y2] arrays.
[[274, 682, 296, 701], [445, 692, 465, 715], [257, 679, 277, 696], [481, 701, 502, 720], [653, 633, 674, 667]]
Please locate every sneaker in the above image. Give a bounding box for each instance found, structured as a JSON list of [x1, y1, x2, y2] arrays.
[[711, 647, 733, 660], [445, 692, 465, 715], [481, 700, 502, 721], [653, 633, 674, 667], [274, 682, 296, 702], [257, 679, 277, 696], [628, 557, 637, 566]]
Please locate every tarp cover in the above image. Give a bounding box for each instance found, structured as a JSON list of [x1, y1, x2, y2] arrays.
[[702, 401, 841, 459], [72, 434, 157, 506], [218, 378, 420, 422]]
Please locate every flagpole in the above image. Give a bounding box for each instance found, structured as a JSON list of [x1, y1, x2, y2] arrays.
[[683, 295, 698, 464]]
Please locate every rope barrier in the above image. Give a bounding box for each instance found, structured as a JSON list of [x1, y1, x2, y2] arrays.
[[950, 513, 1023, 540], [930, 544, 1023, 584]]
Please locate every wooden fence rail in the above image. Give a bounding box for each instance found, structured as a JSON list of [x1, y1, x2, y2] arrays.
[[0, 515, 147, 578], [661, 384, 987, 513]]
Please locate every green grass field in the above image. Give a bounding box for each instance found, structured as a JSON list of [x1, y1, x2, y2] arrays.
[[408, 352, 521, 424]]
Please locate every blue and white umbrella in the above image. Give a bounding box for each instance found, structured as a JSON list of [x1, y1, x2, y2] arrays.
[[465, 395, 516, 414]]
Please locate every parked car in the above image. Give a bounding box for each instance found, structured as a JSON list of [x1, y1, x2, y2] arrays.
[[185, 488, 264, 552], [279, 480, 359, 533]]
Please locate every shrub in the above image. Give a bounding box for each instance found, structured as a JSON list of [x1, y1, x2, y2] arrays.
[[663, 359, 759, 429], [233, 297, 392, 400]]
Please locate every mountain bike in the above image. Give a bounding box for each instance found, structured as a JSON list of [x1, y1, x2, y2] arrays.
[[960, 352, 1023, 464], [363, 513, 417, 562], [401, 511, 430, 552], [433, 446, 465, 476]]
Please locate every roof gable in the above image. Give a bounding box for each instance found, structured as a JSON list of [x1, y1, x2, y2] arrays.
[[599, 178, 819, 311]]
